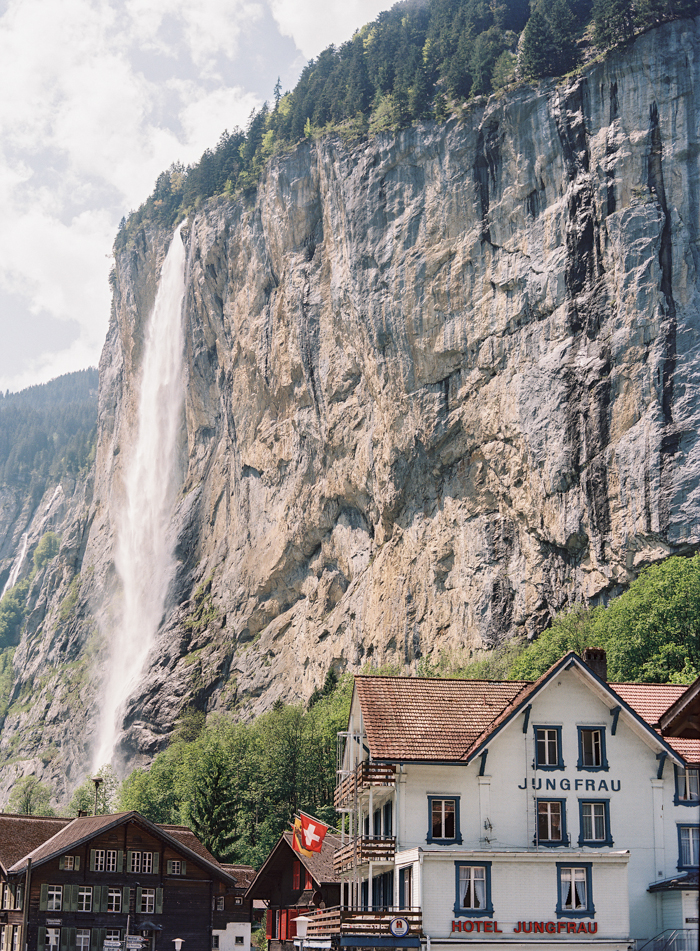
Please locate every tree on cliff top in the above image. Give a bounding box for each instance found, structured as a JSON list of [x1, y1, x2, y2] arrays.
[[7, 776, 54, 816]]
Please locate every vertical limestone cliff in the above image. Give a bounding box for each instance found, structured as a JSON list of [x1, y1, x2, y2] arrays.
[[0, 16, 698, 792]]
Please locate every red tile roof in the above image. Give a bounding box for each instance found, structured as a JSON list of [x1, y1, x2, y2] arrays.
[[612, 683, 700, 763], [356, 675, 530, 761]]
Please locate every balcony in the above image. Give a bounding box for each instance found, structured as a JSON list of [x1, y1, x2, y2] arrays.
[[334, 761, 396, 809], [333, 836, 396, 874], [306, 906, 422, 938]]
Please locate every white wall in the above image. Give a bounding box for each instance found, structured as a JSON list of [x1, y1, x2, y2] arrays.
[[213, 922, 251, 951]]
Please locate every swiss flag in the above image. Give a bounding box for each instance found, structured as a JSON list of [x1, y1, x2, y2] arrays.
[[299, 813, 328, 853]]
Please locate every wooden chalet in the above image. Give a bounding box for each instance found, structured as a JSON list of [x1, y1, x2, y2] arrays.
[[0, 811, 251, 951], [215, 866, 256, 951], [246, 831, 341, 951]]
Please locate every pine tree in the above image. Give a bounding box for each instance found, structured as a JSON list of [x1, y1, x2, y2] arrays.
[[521, 8, 558, 78]]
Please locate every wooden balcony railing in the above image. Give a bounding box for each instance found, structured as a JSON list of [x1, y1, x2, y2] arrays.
[[306, 906, 422, 937], [334, 761, 396, 809], [333, 836, 396, 874]]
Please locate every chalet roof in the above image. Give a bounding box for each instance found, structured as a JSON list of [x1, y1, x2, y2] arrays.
[[246, 829, 341, 901], [0, 815, 71, 874], [613, 682, 700, 763], [354, 676, 529, 761], [655, 675, 700, 741], [219, 864, 256, 889], [353, 654, 700, 765], [6, 812, 236, 884], [648, 870, 699, 892]]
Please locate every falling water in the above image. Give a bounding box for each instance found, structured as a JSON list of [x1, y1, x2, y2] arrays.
[[94, 223, 187, 769], [2, 533, 29, 599]]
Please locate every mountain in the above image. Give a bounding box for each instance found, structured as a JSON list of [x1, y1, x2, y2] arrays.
[[0, 15, 698, 803]]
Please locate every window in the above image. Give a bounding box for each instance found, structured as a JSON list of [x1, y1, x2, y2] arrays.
[[383, 801, 393, 837], [106, 850, 118, 872], [215, 897, 225, 911], [63, 856, 75, 871], [427, 796, 462, 844], [577, 728, 608, 771], [678, 825, 699, 869], [373, 808, 381, 837], [212, 938, 220, 950], [675, 766, 700, 806], [234, 897, 243, 906], [399, 866, 413, 909], [304, 868, 313, 890], [45, 929, 60, 951], [130, 852, 141, 874], [166, 859, 185, 875], [292, 860, 301, 891], [77, 887, 92, 912], [235, 938, 244, 946], [140, 889, 155, 914], [535, 726, 564, 770], [579, 800, 613, 846], [94, 850, 106, 872], [454, 862, 493, 917], [75, 931, 90, 951], [47, 886, 62, 912], [107, 889, 122, 913], [537, 800, 567, 845], [1, 927, 5, 951], [11, 928, 17, 951], [105, 933, 121, 943], [142, 852, 153, 874], [557, 865, 594, 918]]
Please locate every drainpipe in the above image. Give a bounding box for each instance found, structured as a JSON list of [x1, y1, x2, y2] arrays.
[[22, 861, 31, 951]]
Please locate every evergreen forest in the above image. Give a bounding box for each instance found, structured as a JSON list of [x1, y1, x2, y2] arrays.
[[0, 369, 98, 499], [114, 0, 699, 251]]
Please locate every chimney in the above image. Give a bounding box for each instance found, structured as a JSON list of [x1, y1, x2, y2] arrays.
[[582, 648, 607, 681]]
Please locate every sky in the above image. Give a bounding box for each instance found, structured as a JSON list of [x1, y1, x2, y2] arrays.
[[0, 0, 392, 394]]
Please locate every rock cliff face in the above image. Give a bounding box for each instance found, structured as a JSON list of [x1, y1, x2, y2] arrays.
[[1, 16, 699, 794]]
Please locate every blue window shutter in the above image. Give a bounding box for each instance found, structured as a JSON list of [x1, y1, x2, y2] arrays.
[[68, 929, 76, 951], [155, 889, 163, 915], [37, 928, 45, 951], [90, 851, 96, 872], [152, 853, 159, 875], [122, 887, 130, 911], [166, 861, 172, 875], [136, 888, 142, 914], [60, 929, 69, 951], [181, 861, 186, 875], [39, 885, 48, 912], [75, 857, 80, 872], [126, 852, 132, 873], [59, 857, 65, 871], [117, 852, 123, 873]]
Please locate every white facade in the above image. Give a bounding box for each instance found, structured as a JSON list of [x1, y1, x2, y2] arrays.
[[338, 661, 699, 951], [213, 921, 251, 951]]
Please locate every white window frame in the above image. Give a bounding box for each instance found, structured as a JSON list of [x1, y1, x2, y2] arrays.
[[142, 852, 153, 874], [106, 850, 118, 873], [212, 938, 220, 950], [77, 887, 92, 913], [679, 768, 700, 802], [130, 852, 142, 874], [140, 889, 155, 914], [560, 867, 589, 912], [536, 728, 560, 767], [107, 889, 122, 913], [63, 856, 75, 871], [537, 801, 563, 842], [431, 799, 456, 839], [171, 860, 181, 876], [47, 886, 62, 912], [75, 930, 90, 951], [105, 933, 121, 944], [580, 730, 602, 767], [45, 929, 60, 951], [679, 825, 699, 868], [94, 850, 106, 872], [581, 802, 606, 841], [459, 865, 487, 910]]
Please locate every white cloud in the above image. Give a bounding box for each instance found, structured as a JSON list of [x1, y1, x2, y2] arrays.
[[268, 0, 391, 58], [0, 0, 268, 390]]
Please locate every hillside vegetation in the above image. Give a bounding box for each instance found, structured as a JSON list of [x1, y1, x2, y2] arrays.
[[106, 554, 699, 866], [114, 0, 698, 251]]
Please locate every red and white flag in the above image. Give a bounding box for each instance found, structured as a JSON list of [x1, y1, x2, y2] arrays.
[[298, 813, 328, 853]]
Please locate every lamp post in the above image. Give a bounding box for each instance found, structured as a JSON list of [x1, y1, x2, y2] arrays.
[[91, 776, 104, 816], [173, 940, 184, 951]]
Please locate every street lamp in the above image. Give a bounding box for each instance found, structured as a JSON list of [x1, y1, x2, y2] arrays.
[[91, 777, 103, 816], [173, 941, 184, 951]]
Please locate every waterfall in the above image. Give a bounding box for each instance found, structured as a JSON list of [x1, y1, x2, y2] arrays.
[[2, 533, 29, 599], [94, 223, 187, 770]]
